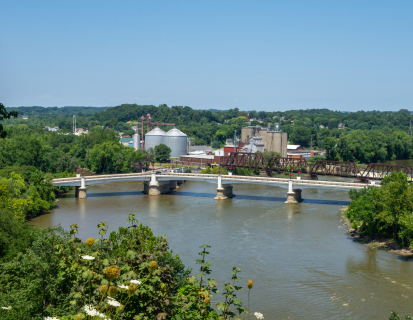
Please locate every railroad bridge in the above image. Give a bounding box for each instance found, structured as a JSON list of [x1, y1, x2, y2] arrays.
[[52, 172, 377, 204], [221, 153, 413, 181]]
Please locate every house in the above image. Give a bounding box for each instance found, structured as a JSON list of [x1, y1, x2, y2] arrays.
[[319, 125, 325, 129], [287, 149, 324, 160], [287, 145, 303, 151], [75, 128, 89, 136], [338, 123, 345, 130], [120, 137, 133, 146]]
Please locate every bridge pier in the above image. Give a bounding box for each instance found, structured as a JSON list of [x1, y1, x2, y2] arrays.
[[169, 180, 178, 191], [285, 179, 302, 204], [214, 175, 234, 200], [75, 176, 87, 198]]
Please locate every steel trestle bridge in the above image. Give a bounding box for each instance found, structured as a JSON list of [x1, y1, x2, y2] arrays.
[[222, 153, 413, 181]]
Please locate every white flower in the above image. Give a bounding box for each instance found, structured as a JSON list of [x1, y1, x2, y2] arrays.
[[118, 284, 129, 289], [130, 279, 142, 285], [44, 317, 59, 320], [107, 298, 121, 307], [2, 307, 12, 310], [84, 305, 109, 319], [254, 312, 264, 319], [82, 255, 95, 260]]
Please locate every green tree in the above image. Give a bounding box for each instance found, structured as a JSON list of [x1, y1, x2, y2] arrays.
[[0, 103, 18, 138], [290, 126, 311, 147], [154, 143, 171, 162]]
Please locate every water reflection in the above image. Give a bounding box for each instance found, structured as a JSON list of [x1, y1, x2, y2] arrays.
[[82, 190, 349, 206]]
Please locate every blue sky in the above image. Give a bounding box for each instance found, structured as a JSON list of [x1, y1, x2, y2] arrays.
[[1, 1, 412, 111]]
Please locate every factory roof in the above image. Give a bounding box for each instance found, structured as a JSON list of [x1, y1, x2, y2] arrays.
[[287, 145, 301, 150]]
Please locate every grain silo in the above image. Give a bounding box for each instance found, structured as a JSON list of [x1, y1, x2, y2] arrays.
[[132, 134, 140, 151], [145, 127, 166, 151], [164, 127, 188, 158]]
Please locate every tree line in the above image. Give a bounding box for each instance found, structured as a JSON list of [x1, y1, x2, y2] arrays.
[[5, 104, 413, 163]]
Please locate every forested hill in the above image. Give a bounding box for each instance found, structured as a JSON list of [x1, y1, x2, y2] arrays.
[[8, 106, 109, 116], [3, 104, 413, 163], [94, 104, 242, 124]]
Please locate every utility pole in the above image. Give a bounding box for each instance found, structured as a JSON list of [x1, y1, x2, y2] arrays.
[[73, 115, 76, 134], [409, 119, 412, 137]]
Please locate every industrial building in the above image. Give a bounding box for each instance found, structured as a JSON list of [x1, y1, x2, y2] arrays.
[[241, 125, 287, 157], [145, 127, 188, 158]]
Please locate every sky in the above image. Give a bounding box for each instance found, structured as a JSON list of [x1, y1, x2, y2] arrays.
[[1, 1, 412, 111]]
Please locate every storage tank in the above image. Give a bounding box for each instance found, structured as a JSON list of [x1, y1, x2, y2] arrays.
[[132, 134, 140, 151], [164, 127, 188, 158], [145, 127, 165, 151]]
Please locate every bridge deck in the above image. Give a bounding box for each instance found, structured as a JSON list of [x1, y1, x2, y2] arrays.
[[52, 172, 374, 189]]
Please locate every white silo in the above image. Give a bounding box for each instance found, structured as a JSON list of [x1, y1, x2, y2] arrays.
[[145, 127, 166, 151], [164, 127, 188, 158], [132, 134, 140, 151]]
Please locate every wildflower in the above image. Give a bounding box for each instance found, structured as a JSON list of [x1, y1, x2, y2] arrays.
[[2, 307, 12, 310], [86, 237, 95, 247], [117, 284, 129, 290], [247, 279, 254, 289], [100, 285, 108, 295], [105, 266, 120, 280], [74, 313, 84, 320], [204, 297, 210, 305], [82, 255, 95, 260], [128, 283, 137, 293], [130, 279, 142, 285], [254, 312, 264, 319], [84, 305, 108, 319], [149, 260, 158, 270], [107, 298, 121, 307], [44, 317, 59, 320], [108, 286, 118, 297]]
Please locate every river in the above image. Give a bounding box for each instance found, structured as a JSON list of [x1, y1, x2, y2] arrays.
[[29, 179, 413, 319]]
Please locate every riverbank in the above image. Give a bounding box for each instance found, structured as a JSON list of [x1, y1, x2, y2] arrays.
[[339, 207, 413, 258]]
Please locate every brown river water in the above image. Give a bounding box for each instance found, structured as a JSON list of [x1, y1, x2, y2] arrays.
[[29, 178, 413, 319]]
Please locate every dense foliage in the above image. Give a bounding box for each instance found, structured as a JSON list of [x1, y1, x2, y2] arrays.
[[0, 215, 251, 320], [7, 105, 413, 163], [0, 125, 152, 175], [346, 172, 413, 246], [155, 144, 172, 162]]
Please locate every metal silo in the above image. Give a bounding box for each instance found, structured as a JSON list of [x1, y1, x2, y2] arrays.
[[164, 128, 188, 158], [145, 127, 166, 151], [132, 134, 140, 151]]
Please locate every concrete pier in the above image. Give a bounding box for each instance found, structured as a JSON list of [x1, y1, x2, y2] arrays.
[[169, 180, 178, 192], [143, 173, 186, 195], [75, 176, 87, 198], [214, 185, 234, 200], [285, 189, 303, 203], [285, 179, 303, 203], [78, 187, 87, 199], [214, 175, 234, 200]]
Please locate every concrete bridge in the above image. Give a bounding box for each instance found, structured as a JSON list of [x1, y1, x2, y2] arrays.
[[52, 172, 378, 204]]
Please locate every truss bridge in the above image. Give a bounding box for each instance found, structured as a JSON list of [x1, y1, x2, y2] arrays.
[[223, 153, 413, 181]]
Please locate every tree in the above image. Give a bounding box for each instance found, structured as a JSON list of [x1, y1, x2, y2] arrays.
[[0, 103, 18, 138], [290, 126, 311, 147], [154, 144, 171, 162]]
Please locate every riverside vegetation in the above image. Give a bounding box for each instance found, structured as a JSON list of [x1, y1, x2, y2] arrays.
[[0, 214, 262, 320]]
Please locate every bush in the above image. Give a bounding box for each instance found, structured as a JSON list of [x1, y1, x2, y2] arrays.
[[0, 216, 249, 320]]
